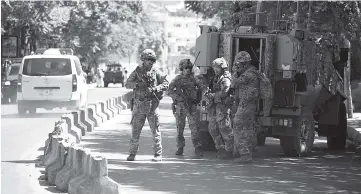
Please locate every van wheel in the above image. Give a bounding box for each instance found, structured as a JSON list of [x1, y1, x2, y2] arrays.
[[104, 82, 109, 87], [327, 103, 347, 150], [280, 107, 315, 157]]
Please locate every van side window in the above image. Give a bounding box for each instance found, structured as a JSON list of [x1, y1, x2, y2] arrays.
[[74, 58, 82, 76]]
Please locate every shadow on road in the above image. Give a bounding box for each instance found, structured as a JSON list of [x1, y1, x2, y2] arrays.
[[77, 111, 361, 194]]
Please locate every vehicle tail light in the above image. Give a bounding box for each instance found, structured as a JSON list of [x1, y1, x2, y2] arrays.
[[72, 74, 77, 92], [17, 74, 22, 92]]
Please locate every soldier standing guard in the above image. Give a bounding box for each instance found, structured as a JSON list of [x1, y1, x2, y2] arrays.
[[168, 59, 205, 158], [204, 57, 234, 159], [125, 49, 169, 162], [232, 51, 261, 163]]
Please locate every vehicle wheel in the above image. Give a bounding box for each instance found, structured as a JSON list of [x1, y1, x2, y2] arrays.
[[257, 132, 266, 146], [17, 105, 27, 116], [280, 107, 315, 157], [104, 82, 109, 87], [200, 131, 217, 151], [327, 103, 347, 150]]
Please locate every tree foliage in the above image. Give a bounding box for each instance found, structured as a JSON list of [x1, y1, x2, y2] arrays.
[[2, 1, 167, 67]]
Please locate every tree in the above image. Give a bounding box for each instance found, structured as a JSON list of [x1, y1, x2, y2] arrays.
[[1, 1, 65, 55], [57, 1, 145, 66], [137, 22, 166, 61]]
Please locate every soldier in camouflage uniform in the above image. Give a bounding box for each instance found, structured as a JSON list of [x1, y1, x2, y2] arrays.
[[205, 57, 234, 159], [231, 51, 260, 163], [125, 49, 169, 162], [168, 59, 204, 158]]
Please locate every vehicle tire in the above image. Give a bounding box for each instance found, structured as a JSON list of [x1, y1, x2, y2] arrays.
[[104, 82, 109, 87], [257, 132, 266, 146], [327, 103, 347, 150], [200, 131, 217, 151], [17, 105, 27, 116], [280, 107, 315, 157]]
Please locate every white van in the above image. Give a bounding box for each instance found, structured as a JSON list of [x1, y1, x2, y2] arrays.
[[17, 48, 88, 115]]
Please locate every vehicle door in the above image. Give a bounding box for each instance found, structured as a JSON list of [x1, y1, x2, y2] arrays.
[[73, 57, 87, 94]]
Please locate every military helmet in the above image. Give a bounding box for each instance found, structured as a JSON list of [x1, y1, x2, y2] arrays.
[[140, 49, 156, 61], [234, 51, 251, 64], [179, 59, 193, 70], [212, 57, 228, 69]]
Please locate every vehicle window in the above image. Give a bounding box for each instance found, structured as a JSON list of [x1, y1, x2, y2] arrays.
[[74, 58, 82, 75], [22, 58, 72, 76], [8, 66, 20, 76]]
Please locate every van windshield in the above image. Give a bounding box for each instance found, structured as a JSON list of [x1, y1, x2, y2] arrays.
[[22, 58, 72, 76]]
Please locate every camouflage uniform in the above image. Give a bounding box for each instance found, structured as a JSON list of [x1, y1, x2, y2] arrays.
[[232, 51, 259, 163], [207, 57, 234, 159], [125, 49, 169, 161], [168, 59, 204, 157]]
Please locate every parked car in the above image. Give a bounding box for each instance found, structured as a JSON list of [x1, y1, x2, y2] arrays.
[[16, 48, 88, 115]]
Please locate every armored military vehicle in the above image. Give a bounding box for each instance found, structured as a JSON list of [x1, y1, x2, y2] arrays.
[[195, 3, 350, 156], [103, 63, 125, 87]]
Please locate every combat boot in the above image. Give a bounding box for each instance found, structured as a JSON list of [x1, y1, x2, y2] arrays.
[[152, 154, 162, 162], [127, 154, 136, 161], [175, 147, 184, 156], [194, 147, 203, 158]]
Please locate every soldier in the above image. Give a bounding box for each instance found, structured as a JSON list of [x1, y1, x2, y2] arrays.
[[231, 51, 260, 163], [125, 49, 169, 162], [168, 59, 204, 158], [205, 57, 234, 159]]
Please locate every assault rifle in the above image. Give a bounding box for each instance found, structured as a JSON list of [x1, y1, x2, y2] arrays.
[[134, 67, 164, 101]]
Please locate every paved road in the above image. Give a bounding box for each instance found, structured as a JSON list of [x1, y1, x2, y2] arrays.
[[75, 109, 361, 194], [1, 84, 129, 194]]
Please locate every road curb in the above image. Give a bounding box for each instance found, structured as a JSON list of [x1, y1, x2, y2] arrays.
[[35, 95, 127, 194]]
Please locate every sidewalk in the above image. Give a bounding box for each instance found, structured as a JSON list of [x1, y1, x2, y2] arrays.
[[78, 109, 361, 194]]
